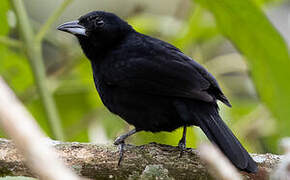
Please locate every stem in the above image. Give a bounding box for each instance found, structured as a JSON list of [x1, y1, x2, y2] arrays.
[[0, 36, 22, 48], [35, 0, 73, 43], [10, 0, 64, 140]]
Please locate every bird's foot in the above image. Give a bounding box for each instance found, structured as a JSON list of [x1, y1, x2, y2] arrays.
[[113, 129, 137, 166], [114, 134, 127, 146], [114, 137, 126, 166], [178, 138, 186, 158], [116, 141, 125, 166]]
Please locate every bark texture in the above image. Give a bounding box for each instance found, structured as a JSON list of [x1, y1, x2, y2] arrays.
[[0, 138, 281, 180]]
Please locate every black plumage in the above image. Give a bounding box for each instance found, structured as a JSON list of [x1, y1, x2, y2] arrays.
[[57, 11, 257, 173]]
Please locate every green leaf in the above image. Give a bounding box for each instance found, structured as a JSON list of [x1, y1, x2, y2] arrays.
[[0, 51, 34, 94], [132, 127, 197, 148], [173, 6, 219, 51], [0, 0, 10, 35], [195, 0, 290, 148]]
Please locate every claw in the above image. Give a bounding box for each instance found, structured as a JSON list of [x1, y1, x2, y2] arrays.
[[178, 126, 187, 158], [178, 138, 186, 158], [117, 141, 125, 166]]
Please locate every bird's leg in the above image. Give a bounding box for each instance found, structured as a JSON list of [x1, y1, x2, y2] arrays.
[[178, 126, 187, 158], [114, 129, 137, 166]]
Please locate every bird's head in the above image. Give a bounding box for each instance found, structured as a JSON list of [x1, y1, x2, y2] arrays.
[[57, 11, 133, 58]]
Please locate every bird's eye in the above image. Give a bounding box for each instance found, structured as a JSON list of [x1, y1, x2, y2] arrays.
[[95, 20, 104, 27]]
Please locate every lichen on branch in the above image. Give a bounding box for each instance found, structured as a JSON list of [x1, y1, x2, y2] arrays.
[[0, 139, 281, 180]]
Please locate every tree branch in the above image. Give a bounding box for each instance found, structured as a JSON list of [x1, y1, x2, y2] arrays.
[[0, 139, 281, 180], [0, 77, 82, 180]]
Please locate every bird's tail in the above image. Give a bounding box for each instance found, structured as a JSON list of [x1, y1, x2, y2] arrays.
[[189, 101, 258, 173]]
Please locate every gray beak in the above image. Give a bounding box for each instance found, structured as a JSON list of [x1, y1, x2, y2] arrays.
[[57, 20, 87, 36]]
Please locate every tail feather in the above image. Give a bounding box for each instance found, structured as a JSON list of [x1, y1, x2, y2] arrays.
[[191, 102, 258, 173]]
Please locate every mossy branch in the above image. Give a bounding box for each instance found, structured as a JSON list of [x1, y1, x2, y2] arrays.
[[0, 139, 281, 180]]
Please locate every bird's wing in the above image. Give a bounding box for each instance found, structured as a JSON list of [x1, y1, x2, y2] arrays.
[[102, 36, 231, 106]]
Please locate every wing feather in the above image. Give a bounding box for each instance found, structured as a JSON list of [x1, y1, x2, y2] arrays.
[[102, 34, 230, 106]]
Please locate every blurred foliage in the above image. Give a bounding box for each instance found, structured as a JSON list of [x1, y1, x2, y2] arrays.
[[195, 0, 290, 152], [0, 0, 289, 169], [0, 1, 9, 35], [0, 177, 35, 180]]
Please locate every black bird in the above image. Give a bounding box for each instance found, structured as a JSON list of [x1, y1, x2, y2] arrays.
[[57, 11, 257, 173]]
